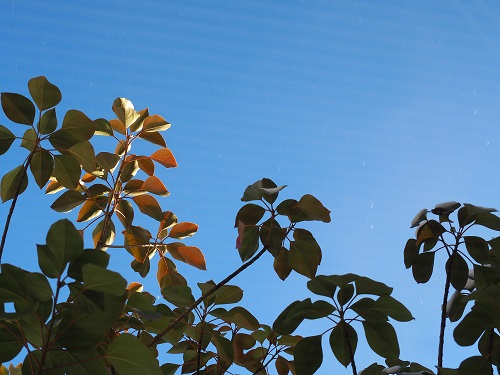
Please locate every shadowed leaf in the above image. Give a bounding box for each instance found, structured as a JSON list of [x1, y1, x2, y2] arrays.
[[30, 149, 53, 188], [1, 93, 35, 125], [1, 165, 28, 203], [0, 125, 16, 155], [294, 335, 323, 375]]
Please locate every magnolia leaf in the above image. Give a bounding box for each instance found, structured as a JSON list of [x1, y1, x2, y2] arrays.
[[168, 222, 199, 239], [123, 226, 152, 262], [235, 203, 266, 227], [28, 76, 62, 110], [372, 295, 414, 322], [1, 92, 35, 125], [166, 243, 206, 270], [161, 285, 195, 307], [294, 336, 323, 375], [1, 165, 28, 203], [105, 334, 162, 375], [61, 109, 95, 137], [143, 114, 171, 132], [20, 128, 37, 151], [274, 247, 292, 280], [0, 125, 16, 155], [278, 194, 331, 223], [412, 252, 435, 284], [28, 149, 53, 189], [132, 194, 164, 221], [116, 199, 135, 228], [141, 175, 169, 196], [45, 180, 64, 194], [238, 225, 260, 262], [120, 159, 139, 182], [150, 148, 177, 168]]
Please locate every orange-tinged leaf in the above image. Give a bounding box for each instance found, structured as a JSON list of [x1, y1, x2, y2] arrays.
[[168, 222, 199, 239], [127, 282, 143, 294], [143, 114, 171, 132], [45, 180, 64, 194], [123, 179, 145, 196], [141, 176, 169, 197], [138, 131, 166, 147], [137, 157, 155, 176], [150, 148, 177, 168], [76, 198, 105, 222], [168, 245, 206, 270], [124, 231, 149, 262], [132, 194, 164, 221], [157, 257, 168, 284], [81, 173, 96, 183]]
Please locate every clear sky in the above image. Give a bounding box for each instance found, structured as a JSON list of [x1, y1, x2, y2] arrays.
[[2, 1, 500, 373]]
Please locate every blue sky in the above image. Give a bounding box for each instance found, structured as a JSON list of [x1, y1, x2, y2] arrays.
[[2, 0, 500, 373]]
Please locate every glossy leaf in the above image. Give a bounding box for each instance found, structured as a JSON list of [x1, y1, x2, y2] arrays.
[[168, 222, 199, 239], [28, 76, 62, 110], [124, 226, 152, 262], [150, 148, 177, 168], [294, 335, 323, 375], [0, 125, 16, 155], [137, 156, 155, 175], [53, 154, 81, 189], [76, 197, 107, 222], [143, 114, 171, 132], [166, 243, 206, 270], [120, 159, 139, 182], [60, 109, 95, 137], [142, 175, 169, 196], [1, 165, 28, 203], [132, 194, 164, 221], [92, 219, 116, 247], [94, 117, 114, 136], [362, 321, 400, 359], [116, 199, 135, 227], [82, 264, 127, 296], [110, 119, 126, 135], [30, 149, 53, 188], [1, 92, 35, 125], [330, 323, 357, 367], [105, 334, 162, 375]]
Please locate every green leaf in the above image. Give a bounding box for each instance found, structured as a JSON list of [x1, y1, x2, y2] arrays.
[[454, 307, 493, 346], [1, 165, 28, 202], [68, 249, 110, 281], [53, 154, 81, 189], [241, 178, 278, 203], [412, 252, 435, 284], [260, 218, 284, 256], [235, 203, 266, 226], [50, 349, 108, 375], [354, 275, 393, 296], [278, 195, 331, 223], [28, 76, 62, 110], [105, 334, 162, 375], [457, 356, 493, 375], [238, 225, 260, 262], [96, 151, 121, 172], [329, 323, 357, 367], [274, 247, 292, 280], [288, 240, 321, 278], [20, 128, 37, 151], [307, 275, 338, 298], [38, 107, 57, 134], [211, 334, 234, 365], [362, 321, 400, 359], [94, 118, 114, 136], [161, 285, 195, 307], [448, 253, 469, 291], [464, 236, 491, 265], [68, 141, 96, 173], [30, 149, 53, 188], [161, 364, 180, 375], [294, 335, 323, 375], [404, 239, 418, 268], [214, 285, 244, 305], [350, 297, 388, 323], [1, 92, 35, 125], [51, 190, 86, 212], [0, 125, 16, 155], [0, 323, 23, 362], [82, 263, 127, 296], [92, 219, 116, 248], [372, 295, 414, 322], [26, 272, 53, 302], [474, 212, 500, 231], [337, 284, 354, 306], [211, 306, 260, 330]]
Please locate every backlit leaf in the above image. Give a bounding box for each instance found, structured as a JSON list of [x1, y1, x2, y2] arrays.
[[94, 118, 114, 136], [235, 203, 266, 226], [26, 272, 52, 302], [28, 76, 61, 110], [124, 226, 152, 262], [168, 222, 199, 239], [30, 149, 53, 188], [372, 295, 414, 322], [1, 165, 28, 203], [45, 180, 64, 194], [20, 128, 37, 151], [138, 131, 167, 147], [142, 175, 169, 196], [82, 263, 127, 296], [132, 194, 164, 221], [92, 219, 116, 247], [150, 148, 177, 168], [238, 225, 260, 262], [161, 285, 195, 307], [143, 114, 171, 132], [0, 125, 16, 155], [137, 157, 155, 176], [294, 336, 323, 375], [96, 151, 121, 172], [274, 247, 292, 280], [166, 243, 206, 270], [53, 154, 81, 189], [105, 334, 162, 375], [76, 197, 107, 222], [1, 92, 35, 125], [116, 199, 135, 228], [109, 119, 126, 135], [61, 109, 95, 138]]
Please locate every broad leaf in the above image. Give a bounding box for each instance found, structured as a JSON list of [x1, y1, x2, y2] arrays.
[[30, 149, 53, 188], [141, 175, 169, 196], [464, 236, 490, 265], [1, 165, 28, 203], [161, 285, 195, 307], [28, 76, 62, 110], [0, 125, 16, 155], [235, 204, 266, 226], [143, 114, 171, 132], [372, 295, 414, 322], [238, 225, 260, 262], [330, 323, 357, 367], [166, 243, 206, 270], [362, 321, 400, 359], [168, 222, 198, 239], [1, 92, 35, 125], [294, 335, 323, 375], [68, 141, 96, 173], [448, 253, 469, 291], [82, 264, 127, 296], [138, 131, 167, 147], [457, 356, 493, 375], [96, 151, 121, 172], [0, 324, 23, 362], [53, 154, 81, 189], [150, 148, 177, 168], [288, 240, 321, 278], [412, 252, 435, 284]]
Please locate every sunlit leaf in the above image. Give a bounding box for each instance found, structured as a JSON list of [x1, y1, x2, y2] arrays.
[[132, 194, 164, 221], [109, 119, 126, 135], [162, 285, 195, 307], [27, 76, 61, 110], [92, 219, 116, 247], [45, 180, 64, 194], [166, 243, 206, 270], [76, 197, 107, 222], [105, 334, 162, 375], [116, 199, 135, 228], [53, 154, 81, 189], [150, 148, 177, 168], [51, 190, 86, 212], [137, 156, 155, 176], [120, 159, 139, 182], [94, 117, 114, 136], [168, 222, 199, 239], [142, 175, 169, 196], [61, 109, 95, 137], [1, 92, 35, 125], [0, 125, 16, 155], [138, 131, 167, 147], [30, 149, 53, 188], [1, 165, 28, 203], [124, 226, 152, 262], [294, 335, 323, 375], [143, 114, 171, 132], [410, 208, 428, 228]]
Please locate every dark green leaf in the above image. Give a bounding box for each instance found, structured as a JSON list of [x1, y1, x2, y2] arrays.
[[53, 154, 81, 189], [288, 240, 321, 279], [238, 225, 260, 262], [329, 323, 357, 367], [20, 128, 37, 151], [241, 178, 278, 203], [1, 165, 28, 202], [94, 118, 114, 136], [38, 107, 57, 134], [51, 190, 86, 212], [1, 92, 35, 125], [454, 307, 493, 346], [68, 249, 110, 281], [464, 236, 490, 265], [404, 239, 418, 268], [235, 203, 266, 226], [372, 295, 414, 322], [105, 334, 162, 375], [362, 321, 400, 359], [337, 284, 354, 306], [354, 275, 393, 296], [412, 252, 435, 284], [82, 264, 126, 296], [161, 285, 195, 307], [307, 275, 338, 298], [279, 195, 331, 223], [350, 298, 388, 323], [448, 253, 469, 291], [26, 272, 52, 302], [28, 76, 62, 110], [274, 247, 292, 281], [211, 334, 234, 365], [475, 212, 500, 231], [457, 356, 493, 375], [30, 149, 53, 188], [294, 335, 323, 375], [0, 125, 16, 155], [0, 323, 23, 362], [68, 141, 96, 173], [96, 151, 121, 172]]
